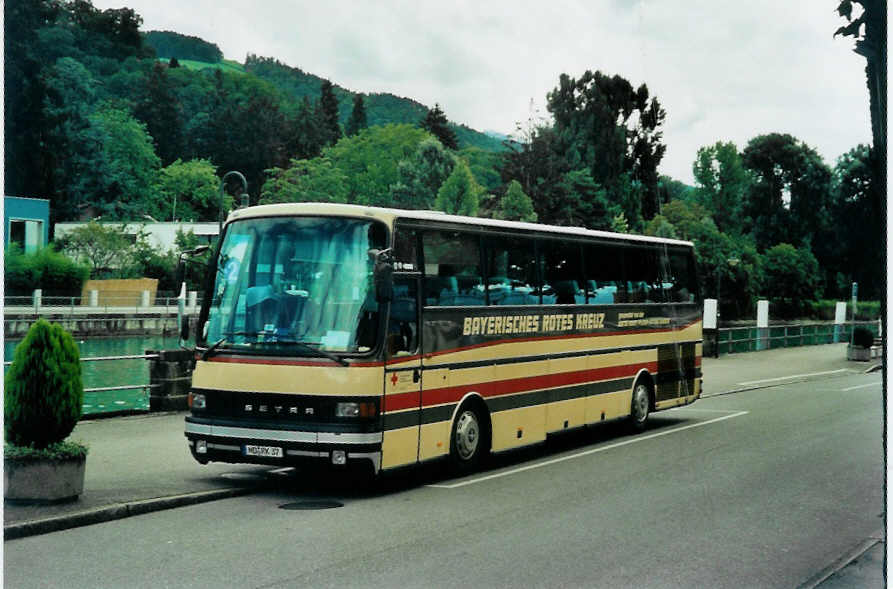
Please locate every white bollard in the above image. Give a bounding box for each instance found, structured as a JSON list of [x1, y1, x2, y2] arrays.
[[704, 299, 718, 357], [141, 290, 151, 308], [834, 302, 847, 343], [32, 289, 42, 310], [89, 289, 99, 307], [188, 290, 198, 311], [756, 300, 769, 350]]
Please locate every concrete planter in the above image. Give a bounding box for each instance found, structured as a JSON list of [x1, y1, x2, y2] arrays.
[[847, 345, 871, 362], [4, 454, 86, 504]]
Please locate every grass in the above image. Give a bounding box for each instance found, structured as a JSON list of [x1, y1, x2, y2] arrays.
[[158, 58, 245, 74]]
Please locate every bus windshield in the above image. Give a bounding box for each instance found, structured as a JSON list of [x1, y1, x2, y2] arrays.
[[203, 216, 387, 354]]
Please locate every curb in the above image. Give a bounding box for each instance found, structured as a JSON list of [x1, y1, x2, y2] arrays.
[[701, 369, 867, 399], [4, 485, 266, 540], [796, 530, 885, 589]]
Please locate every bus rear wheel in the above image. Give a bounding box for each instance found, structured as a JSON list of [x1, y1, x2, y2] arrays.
[[450, 404, 488, 472], [629, 380, 651, 431]]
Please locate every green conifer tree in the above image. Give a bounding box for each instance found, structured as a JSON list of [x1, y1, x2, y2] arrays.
[[346, 94, 368, 137], [435, 160, 480, 216], [318, 79, 342, 146], [420, 103, 458, 150]]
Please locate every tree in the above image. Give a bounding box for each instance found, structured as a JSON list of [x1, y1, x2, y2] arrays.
[[345, 94, 368, 136], [828, 145, 883, 298], [134, 61, 183, 166], [318, 79, 342, 146], [389, 137, 456, 209], [741, 133, 833, 251], [494, 180, 537, 222], [84, 106, 162, 219], [323, 123, 430, 205], [287, 96, 326, 160], [59, 221, 133, 277], [261, 158, 350, 205], [835, 0, 886, 158], [546, 70, 667, 221], [153, 158, 222, 221], [692, 141, 750, 234], [761, 243, 821, 317], [420, 103, 458, 150], [435, 160, 480, 216]]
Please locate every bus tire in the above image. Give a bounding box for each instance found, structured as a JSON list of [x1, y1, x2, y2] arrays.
[[629, 377, 652, 432], [450, 401, 489, 472]]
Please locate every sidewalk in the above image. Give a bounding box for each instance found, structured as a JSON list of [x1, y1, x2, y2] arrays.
[[4, 344, 883, 586]]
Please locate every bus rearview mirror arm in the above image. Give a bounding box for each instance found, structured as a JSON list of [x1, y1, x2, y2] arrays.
[[369, 248, 394, 303]]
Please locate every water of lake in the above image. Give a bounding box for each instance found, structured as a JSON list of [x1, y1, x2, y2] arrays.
[[4, 335, 182, 416]]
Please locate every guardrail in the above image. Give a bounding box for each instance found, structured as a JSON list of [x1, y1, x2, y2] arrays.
[[717, 321, 881, 355], [3, 353, 161, 417]]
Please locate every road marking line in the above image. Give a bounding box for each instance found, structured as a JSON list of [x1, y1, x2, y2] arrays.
[[737, 369, 848, 386], [841, 382, 880, 392], [670, 407, 743, 413], [428, 410, 749, 489]]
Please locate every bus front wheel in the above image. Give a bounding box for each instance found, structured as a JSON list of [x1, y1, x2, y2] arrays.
[[450, 403, 488, 472]]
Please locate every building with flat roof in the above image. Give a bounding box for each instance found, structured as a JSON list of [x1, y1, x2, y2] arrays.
[[54, 221, 219, 253], [5, 196, 50, 253]]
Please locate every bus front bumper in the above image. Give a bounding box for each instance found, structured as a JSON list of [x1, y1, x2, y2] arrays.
[[185, 418, 382, 473]]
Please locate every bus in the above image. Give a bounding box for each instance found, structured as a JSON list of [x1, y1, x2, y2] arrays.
[[184, 203, 702, 474]]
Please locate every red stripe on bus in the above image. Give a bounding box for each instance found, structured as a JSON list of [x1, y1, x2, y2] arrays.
[[383, 361, 658, 413]]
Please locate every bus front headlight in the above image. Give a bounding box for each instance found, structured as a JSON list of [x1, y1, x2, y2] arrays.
[[335, 401, 376, 418], [189, 392, 206, 410]]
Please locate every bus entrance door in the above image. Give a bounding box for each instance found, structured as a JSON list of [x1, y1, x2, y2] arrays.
[[380, 276, 422, 470]]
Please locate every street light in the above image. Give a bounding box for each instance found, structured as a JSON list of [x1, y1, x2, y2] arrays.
[[218, 171, 249, 233]]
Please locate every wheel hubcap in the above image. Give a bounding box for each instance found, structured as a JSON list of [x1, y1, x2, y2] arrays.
[[633, 385, 649, 422], [455, 410, 480, 460]]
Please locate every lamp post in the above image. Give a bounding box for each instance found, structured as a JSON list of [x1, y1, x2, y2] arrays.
[[218, 171, 249, 233]]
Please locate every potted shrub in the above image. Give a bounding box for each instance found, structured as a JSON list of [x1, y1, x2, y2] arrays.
[[5, 319, 88, 503], [847, 326, 875, 362]]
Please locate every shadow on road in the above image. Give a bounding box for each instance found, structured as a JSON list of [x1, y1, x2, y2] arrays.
[[245, 413, 695, 505]]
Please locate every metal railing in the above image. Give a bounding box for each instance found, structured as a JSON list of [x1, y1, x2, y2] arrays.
[[4, 353, 160, 416], [717, 321, 881, 355]]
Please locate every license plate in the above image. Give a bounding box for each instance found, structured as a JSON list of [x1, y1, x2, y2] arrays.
[[243, 445, 284, 458]]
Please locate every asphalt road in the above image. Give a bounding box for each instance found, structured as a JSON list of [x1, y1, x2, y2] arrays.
[[4, 370, 883, 588]]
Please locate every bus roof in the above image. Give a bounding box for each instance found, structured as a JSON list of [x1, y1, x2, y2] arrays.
[[226, 202, 695, 248]]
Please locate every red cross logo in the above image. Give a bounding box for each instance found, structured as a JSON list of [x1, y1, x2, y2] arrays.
[[391, 373, 399, 386]]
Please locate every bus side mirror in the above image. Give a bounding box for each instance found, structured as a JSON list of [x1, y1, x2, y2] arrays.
[[369, 248, 393, 303]]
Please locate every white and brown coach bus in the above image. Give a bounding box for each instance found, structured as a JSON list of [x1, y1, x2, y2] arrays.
[[185, 203, 702, 474]]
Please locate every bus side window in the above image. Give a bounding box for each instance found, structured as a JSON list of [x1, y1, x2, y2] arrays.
[[422, 231, 484, 306], [484, 236, 538, 305], [624, 246, 663, 303], [666, 249, 698, 302], [540, 239, 585, 305], [584, 243, 624, 304]]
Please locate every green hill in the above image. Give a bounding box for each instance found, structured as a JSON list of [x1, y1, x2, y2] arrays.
[[243, 55, 505, 151]]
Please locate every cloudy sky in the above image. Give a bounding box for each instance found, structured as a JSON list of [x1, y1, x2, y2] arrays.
[[93, 0, 871, 184]]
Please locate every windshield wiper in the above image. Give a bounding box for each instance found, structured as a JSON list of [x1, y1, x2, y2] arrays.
[[199, 331, 260, 360], [201, 332, 349, 366], [270, 339, 349, 366], [201, 337, 228, 360]]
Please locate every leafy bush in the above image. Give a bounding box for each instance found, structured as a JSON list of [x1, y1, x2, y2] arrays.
[[3, 245, 90, 296], [808, 300, 882, 321], [5, 320, 84, 449], [4, 441, 88, 461], [852, 327, 875, 349]]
